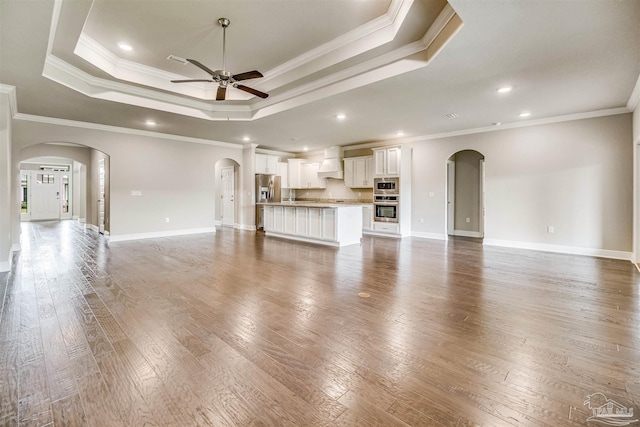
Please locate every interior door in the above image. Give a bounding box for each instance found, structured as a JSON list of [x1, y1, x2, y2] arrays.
[[29, 171, 60, 220], [98, 159, 105, 234], [221, 166, 235, 227], [446, 160, 455, 235]]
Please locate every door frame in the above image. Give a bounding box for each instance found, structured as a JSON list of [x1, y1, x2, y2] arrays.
[[446, 151, 485, 238], [221, 165, 235, 227]]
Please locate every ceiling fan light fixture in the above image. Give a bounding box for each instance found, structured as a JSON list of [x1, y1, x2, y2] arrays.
[[169, 17, 268, 101]]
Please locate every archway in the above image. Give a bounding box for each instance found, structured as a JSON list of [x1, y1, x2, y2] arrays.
[[19, 143, 110, 234], [214, 158, 240, 228], [446, 149, 485, 238]]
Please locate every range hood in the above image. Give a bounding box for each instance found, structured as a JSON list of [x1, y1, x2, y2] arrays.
[[317, 146, 344, 179]]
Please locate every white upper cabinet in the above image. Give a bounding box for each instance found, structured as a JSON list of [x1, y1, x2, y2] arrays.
[[277, 161, 289, 189], [344, 156, 374, 188], [287, 159, 304, 189], [300, 162, 327, 189], [255, 154, 279, 174], [373, 146, 400, 177]]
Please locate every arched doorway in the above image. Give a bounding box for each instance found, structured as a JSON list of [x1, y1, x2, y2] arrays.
[[19, 143, 110, 234], [214, 158, 240, 228], [446, 150, 485, 238]]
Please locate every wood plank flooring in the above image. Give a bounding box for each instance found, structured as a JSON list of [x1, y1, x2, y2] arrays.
[[1, 220, 639, 426]]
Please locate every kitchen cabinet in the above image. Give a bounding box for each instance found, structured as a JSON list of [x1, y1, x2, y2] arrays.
[[308, 208, 322, 239], [373, 146, 400, 177], [287, 159, 304, 189], [277, 162, 289, 189], [300, 162, 327, 189], [373, 221, 399, 234], [322, 209, 337, 241], [344, 156, 374, 188], [284, 207, 296, 234], [295, 207, 308, 236], [362, 204, 373, 231], [272, 206, 283, 233], [255, 154, 278, 174], [262, 203, 362, 246]]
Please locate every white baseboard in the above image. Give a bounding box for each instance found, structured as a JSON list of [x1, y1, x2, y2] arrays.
[[236, 223, 256, 231], [78, 217, 86, 224], [450, 230, 483, 238], [72, 215, 79, 220], [483, 238, 632, 261], [214, 220, 222, 226], [411, 231, 447, 240], [108, 227, 216, 243], [11, 244, 21, 252], [0, 247, 14, 272]]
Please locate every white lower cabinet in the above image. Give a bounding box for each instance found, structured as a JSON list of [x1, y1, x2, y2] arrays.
[[373, 221, 399, 234], [362, 205, 373, 231], [263, 205, 362, 246], [273, 206, 283, 233], [308, 208, 322, 239], [322, 209, 337, 241], [284, 207, 296, 234], [295, 207, 308, 236]]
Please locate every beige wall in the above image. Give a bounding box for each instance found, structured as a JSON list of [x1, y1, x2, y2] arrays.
[[11, 120, 244, 238], [633, 106, 640, 263], [412, 113, 633, 253]]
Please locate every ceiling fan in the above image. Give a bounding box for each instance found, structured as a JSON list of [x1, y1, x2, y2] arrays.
[[170, 18, 268, 101]]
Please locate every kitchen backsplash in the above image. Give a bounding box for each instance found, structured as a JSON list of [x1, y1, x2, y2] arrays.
[[289, 179, 373, 203]]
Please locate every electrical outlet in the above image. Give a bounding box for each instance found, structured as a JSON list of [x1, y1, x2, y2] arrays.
[[165, 217, 170, 223], [466, 217, 471, 223], [547, 226, 554, 234], [420, 218, 424, 224], [428, 192, 435, 198]]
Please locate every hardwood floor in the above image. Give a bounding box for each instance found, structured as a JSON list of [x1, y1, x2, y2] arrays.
[[1, 220, 639, 426]]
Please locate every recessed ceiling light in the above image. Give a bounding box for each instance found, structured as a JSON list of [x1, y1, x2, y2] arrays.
[[519, 112, 531, 118], [336, 113, 346, 120], [396, 131, 405, 136], [497, 86, 512, 93], [118, 42, 133, 51], [303, 146, 309, 151], [145, 120, 156, 126], [242, 136, 251, 142]]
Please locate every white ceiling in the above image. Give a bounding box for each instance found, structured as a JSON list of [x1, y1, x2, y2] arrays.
[[1, 0, 639, 153]]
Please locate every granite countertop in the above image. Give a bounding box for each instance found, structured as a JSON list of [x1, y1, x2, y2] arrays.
[[259, 200, 372, 208]]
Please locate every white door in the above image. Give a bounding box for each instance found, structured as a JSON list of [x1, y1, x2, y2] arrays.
[[446, 160, 455, 235], [98, 159, 105, 234], [221, 166, 235, 227], [30, 171, 60, 220]]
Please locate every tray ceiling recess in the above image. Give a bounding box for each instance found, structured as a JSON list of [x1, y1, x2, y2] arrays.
[[42, 0, 462, 121]]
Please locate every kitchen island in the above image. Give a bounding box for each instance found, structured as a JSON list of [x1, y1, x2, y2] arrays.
[[260, 202, 363, 247]]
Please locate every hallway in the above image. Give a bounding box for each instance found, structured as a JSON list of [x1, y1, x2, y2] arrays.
[[1, 221, 639, 426]]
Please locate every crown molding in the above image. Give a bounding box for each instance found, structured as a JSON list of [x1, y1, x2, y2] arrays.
[[627, 72, 640, 111], [345, 107, 631, 150], [0, 84, 18, 116], [13, 113, 242, 149], [43, 0, 460, 123]]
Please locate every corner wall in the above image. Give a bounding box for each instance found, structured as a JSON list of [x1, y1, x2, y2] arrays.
[[0, 95, 12, 271]]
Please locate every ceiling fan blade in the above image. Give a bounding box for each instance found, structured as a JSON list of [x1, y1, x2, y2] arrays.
[[235, 84, 269, 99], [216, 86, 227, 101], [186, 59, 218, 77], [171, 79, 213, 83], [232, 70, 263, 81]]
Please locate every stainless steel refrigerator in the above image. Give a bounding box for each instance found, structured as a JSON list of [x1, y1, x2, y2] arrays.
[[255, 174, 281, 230]]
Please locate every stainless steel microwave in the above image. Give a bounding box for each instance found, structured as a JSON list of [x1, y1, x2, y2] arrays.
[[373, 177, 399, 194]]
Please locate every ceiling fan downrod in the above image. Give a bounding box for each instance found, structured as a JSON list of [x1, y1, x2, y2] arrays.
[[218, 18, 230, 73]]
